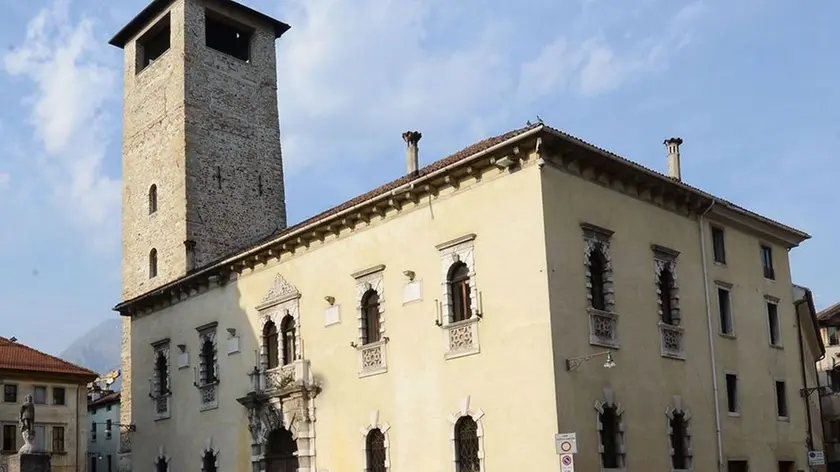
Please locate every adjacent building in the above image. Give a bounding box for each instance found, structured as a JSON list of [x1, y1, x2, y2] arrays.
[[0, 337, 97, 472], [87, 391, 121, 472], [794, 285, 828, 471], [110, 0, 815, 471], [817, 302, 840, 470]]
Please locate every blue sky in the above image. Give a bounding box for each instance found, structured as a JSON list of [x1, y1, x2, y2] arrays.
[[0, 0, 837, 355]]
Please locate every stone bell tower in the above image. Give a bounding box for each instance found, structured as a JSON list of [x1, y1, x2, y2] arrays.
[[112, 0, 290, 301]]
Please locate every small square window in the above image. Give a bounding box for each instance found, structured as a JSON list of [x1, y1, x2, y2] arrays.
[[3, 384, 17, 403], [2, 424, 16, 452], [728, 460, 748, 472], [33, 386, 47, 404], [828, 327, 839, 346], [53, 387, 65, 406]]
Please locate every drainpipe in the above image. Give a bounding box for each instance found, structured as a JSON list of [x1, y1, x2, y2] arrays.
[[699, 199, 724, 472], [797, 318, 815, 456]]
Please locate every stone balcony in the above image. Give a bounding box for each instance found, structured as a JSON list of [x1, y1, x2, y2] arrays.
[[588, 308, 619, 348], [262, 359, 313, 393], [659, 322, 685, 360]]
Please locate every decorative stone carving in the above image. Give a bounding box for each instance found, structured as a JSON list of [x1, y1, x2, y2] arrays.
[[582, 223, 615, 313], [260, 273, 300, 307], [257, 274, 302, 373], [154, 446, 170, 472], [659, 323, 685, 360], [444, 318, 480, 360], [594, 387, 626, 470], [360, 411, 392, 472], [196, 325, 219, 411], [151, 341, 171, 420], [665, 396, 693, 471], [653, 245, 681, 325], [589, 309, 618, 348], [18, 394, 35, 454]]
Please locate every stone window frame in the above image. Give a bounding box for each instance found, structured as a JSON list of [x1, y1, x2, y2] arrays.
[[360, 410, 391, 472], [665, 396, 692, 472], [200, 438, 219, 472], [154, 446, 170, 472], [594, 387, 626, 472], [195, 322, 219, 411], [256, 273, 302, 372], [150, 338, 171, 420], [765, 295, 782, 349], [436, 234, 482, 360], [582, 223, 618, 349], [653, 245, 684, 360], [352, 265, 388, 378], [447, 396, 485, 472], [148, 184, 158, 215], [715, 281, 735, 338]]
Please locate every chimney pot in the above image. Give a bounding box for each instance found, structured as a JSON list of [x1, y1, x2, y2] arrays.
[[664, 137, 683, 181], [403, 131, 422, 175]]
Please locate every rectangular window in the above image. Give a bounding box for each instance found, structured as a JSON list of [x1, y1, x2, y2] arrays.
[[107, 455, 113, 472], [91, 457, 97, 472], [830, 420, 840, 440], [205, 10, 253, 62], [829, 327, 839, 346], [136, 13, 171, 72], [776, 381, 788, 418], [4, 384, 17, 403], [53, 387, 65, 405], [767, 301, 781, 346], [761, 244, 775, 280], [778, 460, 795, 472], [2, 424, 16, 451], [105, 419, 112, 440], [726, 374, 739, 413], [711, 226, 726, 263], [718, 287, 733, 335], [52, 426, 65, 453], [91, 422, 97, 442], [728, 460, 748, 472], [33, 386, 47, 404]]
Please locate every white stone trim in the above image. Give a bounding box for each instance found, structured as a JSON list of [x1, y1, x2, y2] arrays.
[[582, 223, 616, 313], [200, 438, 219, 472], [653, 245, 683, 360], [154, 446, 170, 472], [447, 395, 485, 472], [359, 410, 391, 472], [258, 274, 302, 367], [438, 235, 479, 324], [593, 387, 626, 472], [664, 396, 692, 472], [150, 340, 171, 420], [354, 265, 386, 344]]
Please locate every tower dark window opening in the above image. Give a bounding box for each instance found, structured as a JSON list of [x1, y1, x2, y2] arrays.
[[137, 13, 171, 72], [205, 11, 253, 62]]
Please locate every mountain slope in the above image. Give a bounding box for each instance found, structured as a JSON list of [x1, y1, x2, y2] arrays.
[[60, 318, 122, 387]]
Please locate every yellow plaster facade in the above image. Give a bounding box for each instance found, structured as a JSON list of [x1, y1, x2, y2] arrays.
[[110, 1, 817, 472]]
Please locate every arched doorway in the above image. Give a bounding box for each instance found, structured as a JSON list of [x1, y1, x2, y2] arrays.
[[265, 427, 298, 472]]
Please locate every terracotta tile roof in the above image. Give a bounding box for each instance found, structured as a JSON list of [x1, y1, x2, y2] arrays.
[[818, 301, 840, 321], [88, 392, 120, 408], [0, 337, 98, 379]]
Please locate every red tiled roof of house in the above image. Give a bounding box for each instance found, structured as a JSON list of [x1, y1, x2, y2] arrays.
[[818, 301, 840, 321], [89, 391, 120, 408], [0, 337, 98, 379]]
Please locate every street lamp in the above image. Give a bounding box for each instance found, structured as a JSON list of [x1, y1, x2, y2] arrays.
[[565, 350, 616, 372]]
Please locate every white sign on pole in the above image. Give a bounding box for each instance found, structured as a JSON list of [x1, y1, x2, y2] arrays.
[[560, 453, 575, 472], [808, 450, 825, 466], [555, 433, 578, 454]]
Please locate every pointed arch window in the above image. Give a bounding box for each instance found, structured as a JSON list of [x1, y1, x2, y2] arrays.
[[149, 249, 158, 279], [670, 411, 691, 469], [149, 184, 158, 214], [361, 290, 381, 345], [448, 262, 472, 323], [589, 247, 608, 310], [454, 416, 480, 472], [599, 404, 623, 468], [200, 338, 216, 384], [263, 321, 279, 369], [659, 267, 676, 325], [155, 457, 168, 472], [201, 450, 217, 472], [366, 428, 387, 472], [281, 314, 296, 365], [155, 351, 169, 395]]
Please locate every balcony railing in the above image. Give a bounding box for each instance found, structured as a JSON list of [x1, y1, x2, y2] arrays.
[[589, 308, 619, 348], [659, 322, 685, 360], [443, 317, 480, 360]]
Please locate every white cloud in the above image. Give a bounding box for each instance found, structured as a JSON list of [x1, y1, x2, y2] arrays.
[[0, 172, 9, 190], [2, 0, 120, 248]]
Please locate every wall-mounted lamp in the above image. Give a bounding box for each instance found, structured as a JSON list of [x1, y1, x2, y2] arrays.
[[325, 296, 335, 306], [565, 351, 616, 372], [403, 270, 416, 281], [226, 328, 236, 338], [177, 344, 187, 353]]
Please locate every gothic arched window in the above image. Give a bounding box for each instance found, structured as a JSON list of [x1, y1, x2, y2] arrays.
[[454, 416, 480, 472], [200, 338, 216, 384], [589, 247, 608, 310], [149, 249, 158, 279], [263, 321, 279, 369], [155, 351, 168, 395], [361, 290, 381, 344], [201, 450, 216, 472], [659, 267, 675, 324], [448, 262, 471, 323], [155, 457, 167, 472], [149, 184, 158, 214], [670, 411, 690, 469], [366, 428, 387, 472], [280, 315, 295, 365], [599, 404, 622, 468]]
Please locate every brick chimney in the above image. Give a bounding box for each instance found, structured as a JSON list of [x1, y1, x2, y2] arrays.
[[664, 137, 683, 181], [403, 131, 422, 175]]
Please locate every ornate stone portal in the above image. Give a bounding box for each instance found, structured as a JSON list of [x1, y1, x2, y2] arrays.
[[238, 273, 321, 472]]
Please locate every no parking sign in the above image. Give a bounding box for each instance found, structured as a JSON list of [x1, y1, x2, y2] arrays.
[[560, 453, 574, 471]]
